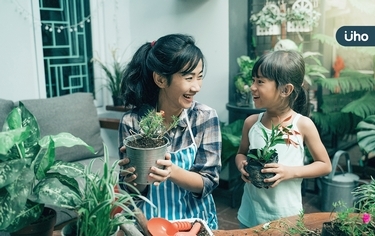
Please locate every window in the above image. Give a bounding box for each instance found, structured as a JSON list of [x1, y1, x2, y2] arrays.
[[39, 0, 94, 97]]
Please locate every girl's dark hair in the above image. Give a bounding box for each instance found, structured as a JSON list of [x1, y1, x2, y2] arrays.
[[252, 50, 309, 116], [121, 34, 205, 107]]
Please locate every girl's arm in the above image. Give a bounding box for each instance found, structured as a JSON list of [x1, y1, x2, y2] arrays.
[[292, 116, 332, 178], [235, 114, 258, 179]]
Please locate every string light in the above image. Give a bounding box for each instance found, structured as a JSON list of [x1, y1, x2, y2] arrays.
[[10, 0, 91, 33]]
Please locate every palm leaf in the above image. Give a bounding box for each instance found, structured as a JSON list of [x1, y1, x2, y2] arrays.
[[342, 91, 375, 118]]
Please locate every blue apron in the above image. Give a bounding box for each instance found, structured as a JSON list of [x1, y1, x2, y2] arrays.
[[139, 110, 218, 229]]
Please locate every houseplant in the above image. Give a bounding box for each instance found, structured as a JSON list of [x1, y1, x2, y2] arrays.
[[250, 2, 285, 35], [60, 145, 149, 236], [356, 114, 375, 173], [0, 102, 95, 234], [286, 5, 321, 32], [234, 56, 258, 107], [91, 48, 126, 106], [245, 115, 300, 188], [321, 178, 375, 236], [123, 109, 179, 184]]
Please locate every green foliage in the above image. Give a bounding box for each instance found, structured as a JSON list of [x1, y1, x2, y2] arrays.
[[311, 111, 362, 136], [220, 119, 244, 167], [250, 3, 286, 28], [139, 110, 179, 139], [234, 56, 258, 93], [92, 49, 126, 97], [357, 115, 375, 155], [279, 211, 320, 236], [0, 103, 94, 232], [247, 116, 300, 163], [286, 7, 321, 27]]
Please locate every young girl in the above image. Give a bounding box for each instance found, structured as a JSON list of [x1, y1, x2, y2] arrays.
[[117, 34, 221, 229], [235, 50, 332, 228]]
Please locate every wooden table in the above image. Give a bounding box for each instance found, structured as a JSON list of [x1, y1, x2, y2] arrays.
[[212, 212, 332, 236]]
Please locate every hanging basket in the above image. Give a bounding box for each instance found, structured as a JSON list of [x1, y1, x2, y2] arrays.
[[256, 25, 281, 36]]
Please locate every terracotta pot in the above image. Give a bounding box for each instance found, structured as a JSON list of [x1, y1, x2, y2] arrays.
[[10, 207, 56, 236], [245, 149, 278, 189]]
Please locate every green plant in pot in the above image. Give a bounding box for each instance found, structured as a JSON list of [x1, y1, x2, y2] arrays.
[[0, 102, 94, 235], [321, 178, 375, 236], [234, 56, 258, 107], [245, 115, 300, 189], [91, 48, 126, 106], [123, 109, 179, 185], [60, 145, 149, 236], [356, 114, 375, 169]]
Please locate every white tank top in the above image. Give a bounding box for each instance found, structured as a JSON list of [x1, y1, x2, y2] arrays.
[[237, 112, 305, 228]]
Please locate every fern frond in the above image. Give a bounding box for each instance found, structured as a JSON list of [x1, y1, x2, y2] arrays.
[[342, 91, 375, 118]]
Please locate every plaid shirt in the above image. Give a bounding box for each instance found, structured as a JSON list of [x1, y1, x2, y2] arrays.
[[118, 101, 222, 196]]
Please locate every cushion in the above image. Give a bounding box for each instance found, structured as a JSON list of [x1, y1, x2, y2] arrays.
[[20, 93, 104, 162], [0, 98, 15, 130]]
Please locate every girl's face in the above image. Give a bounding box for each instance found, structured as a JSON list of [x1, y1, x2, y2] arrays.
[[250, 71, 281, 109], [159, 59, 203, 111]]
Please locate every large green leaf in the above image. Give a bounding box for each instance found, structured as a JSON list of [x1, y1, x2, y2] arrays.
[[342, 91, 375, 119], [32, 177, 82, 210], [356, 115, 375, 154], [0, 127, 29, 157], [221, 119, 244, 166], [0, 158, 29, 188], [39, 132, 95, 153], [3, 201, 43, 233]]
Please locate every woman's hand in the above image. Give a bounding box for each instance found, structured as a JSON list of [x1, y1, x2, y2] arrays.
[[118, 146, 173, 186]]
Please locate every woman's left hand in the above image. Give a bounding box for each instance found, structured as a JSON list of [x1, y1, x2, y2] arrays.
[[149, 153, 173, 186]]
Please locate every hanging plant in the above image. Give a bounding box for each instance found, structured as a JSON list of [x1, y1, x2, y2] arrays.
[[250, 2, 285, 35]]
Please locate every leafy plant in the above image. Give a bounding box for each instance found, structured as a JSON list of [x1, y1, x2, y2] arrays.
[[357, 115, 375, 155], [0, 102, 94, 232], [247, 116, 300, 163], [220, 119, 244, 167], [139, 110, 179, 139], [250, 3, 286, 28], [91, 48, 126, 98], [286, 7, 321, 27], [234, 56, 258, 93], [126, 109, 179, 149], [62, 145, 147, 236]]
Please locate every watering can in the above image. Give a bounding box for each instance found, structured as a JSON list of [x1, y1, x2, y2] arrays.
[[319, 150, 360, 212]]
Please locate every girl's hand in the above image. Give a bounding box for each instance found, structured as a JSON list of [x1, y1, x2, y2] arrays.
[[262, 163, 292, 187], [238, 159, 251, 183]]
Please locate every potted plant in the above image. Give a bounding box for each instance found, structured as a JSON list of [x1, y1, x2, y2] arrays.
[[321, 178, 375, 236], [250, 2, 285, 35], [286, 3, 321, 32], [0, 102, 95, 235], [234, 56, 258, 107], [91, 48, 126, 106], [60, 145, 149, 236], [245, 115, 301, 188], [123, 109, 179, 185]]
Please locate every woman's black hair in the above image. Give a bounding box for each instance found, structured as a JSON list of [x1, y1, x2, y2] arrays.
[[252, 50, 309, 116], [121, 34, 205, 108]]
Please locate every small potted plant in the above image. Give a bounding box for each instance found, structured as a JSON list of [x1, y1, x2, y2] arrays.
[[60, 146, 150, 236], [250, 2, 285, 35], [234, 56, 258, 107], [0, 102, 95, 235], [321, 178, 375, 236], [245, 115, 300, 189], [91, 48, 126, 106], [286, 3, 321, 32], [123, 109, 179, 184]]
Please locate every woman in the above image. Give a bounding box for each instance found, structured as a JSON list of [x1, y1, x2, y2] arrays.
[[118, 34, 222, 229]]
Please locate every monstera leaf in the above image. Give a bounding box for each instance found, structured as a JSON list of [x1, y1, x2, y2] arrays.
[[357, 115, 375, 155]]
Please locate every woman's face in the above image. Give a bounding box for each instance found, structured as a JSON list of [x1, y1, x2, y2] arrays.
[[159, 60, 203, 111]]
